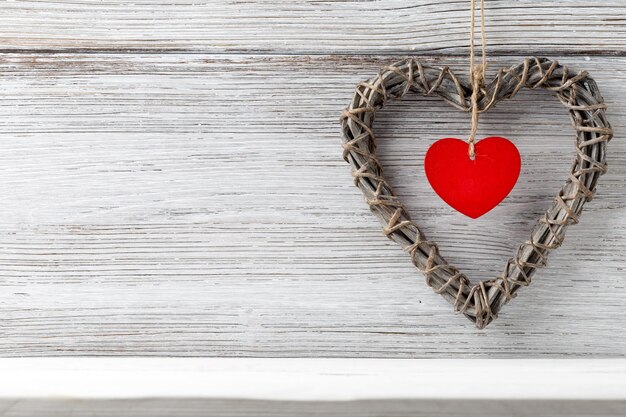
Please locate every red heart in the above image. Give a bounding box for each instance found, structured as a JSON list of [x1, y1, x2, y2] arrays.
[[424, 136, 521, 219]]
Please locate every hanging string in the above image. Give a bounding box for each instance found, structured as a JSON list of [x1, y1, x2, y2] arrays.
[[468, 0, 487, 159]]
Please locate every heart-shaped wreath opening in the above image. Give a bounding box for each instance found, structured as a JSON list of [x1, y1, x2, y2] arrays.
[[340, 57, 612, 328]]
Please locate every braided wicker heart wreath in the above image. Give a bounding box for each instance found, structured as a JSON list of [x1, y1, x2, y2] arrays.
[[340, 57, 613, 329]]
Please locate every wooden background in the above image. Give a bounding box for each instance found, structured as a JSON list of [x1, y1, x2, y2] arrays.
[[0, 0, 625, 357]]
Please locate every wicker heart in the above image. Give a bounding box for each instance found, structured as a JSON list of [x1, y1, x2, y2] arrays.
[[340, 57, 612, 328]]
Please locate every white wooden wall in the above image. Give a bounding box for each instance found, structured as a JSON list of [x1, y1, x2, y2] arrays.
[[0, 1, 625, 358]]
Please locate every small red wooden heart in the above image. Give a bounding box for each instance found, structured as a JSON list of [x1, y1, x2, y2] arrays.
[[424, 136, 521, 218]]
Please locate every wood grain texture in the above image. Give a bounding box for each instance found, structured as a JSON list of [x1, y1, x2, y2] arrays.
[[1, 1, 626, 54], [0, 53, 624, 357]]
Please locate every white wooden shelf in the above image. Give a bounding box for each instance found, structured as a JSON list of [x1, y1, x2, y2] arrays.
[[0, 359, 625, 416]]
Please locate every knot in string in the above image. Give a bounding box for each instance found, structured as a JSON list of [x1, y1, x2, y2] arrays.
[[468, 0, 487, 160], [468, 63, 485, 159]]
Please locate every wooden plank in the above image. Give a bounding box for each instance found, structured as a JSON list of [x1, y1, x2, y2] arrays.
[[5, 400, 626, 417], [3, 358, 626, 399], [0, 53, 624, 357], [0, 1, 625, 54], [0, 359, 625, 417]]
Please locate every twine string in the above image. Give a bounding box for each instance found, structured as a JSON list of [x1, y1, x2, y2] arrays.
[[468, 0, 487, 159]]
